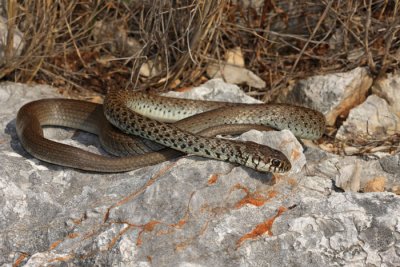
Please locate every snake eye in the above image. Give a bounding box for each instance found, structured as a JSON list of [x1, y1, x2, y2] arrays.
[[271, 159, 281, 167]]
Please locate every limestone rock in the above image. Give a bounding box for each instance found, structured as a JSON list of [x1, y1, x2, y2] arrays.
[[206, 62, 266, 89], [164, 78, 261, 103], [372, 73, 400, 118], [336, 95, 400, 141], [380, 154, 400, 176], [1, 80, 399, 266], [314, 151, 399, 193], [287, 67, 373, 126]]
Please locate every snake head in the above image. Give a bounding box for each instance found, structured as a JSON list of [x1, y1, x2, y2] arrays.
[[243, 141, 291, 173]]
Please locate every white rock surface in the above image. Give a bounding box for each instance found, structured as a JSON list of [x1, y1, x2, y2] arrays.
[[372, 73, 400, 118], [287, 67, 373, 126], [164, 79, 262, 103], [336, 95, 400, 140], [206, 62, 266, 89], [1, 80, 400, 266]]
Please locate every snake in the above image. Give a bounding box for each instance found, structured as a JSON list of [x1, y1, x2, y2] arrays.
[[16, 89, 325, 173]]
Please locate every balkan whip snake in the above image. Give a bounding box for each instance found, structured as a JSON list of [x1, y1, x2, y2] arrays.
[[16, 89, 325, 173]]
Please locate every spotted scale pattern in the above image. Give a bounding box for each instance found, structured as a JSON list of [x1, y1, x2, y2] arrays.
[[103, 90, 326, 173]]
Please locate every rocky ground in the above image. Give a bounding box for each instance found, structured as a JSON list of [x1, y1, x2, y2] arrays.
[[1, 74, 399, 266]]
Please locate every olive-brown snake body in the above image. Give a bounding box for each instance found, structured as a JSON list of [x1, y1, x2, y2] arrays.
[[16, 90, 325, 173]]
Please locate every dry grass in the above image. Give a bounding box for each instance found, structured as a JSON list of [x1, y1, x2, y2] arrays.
[[0, 0, 399, 98]]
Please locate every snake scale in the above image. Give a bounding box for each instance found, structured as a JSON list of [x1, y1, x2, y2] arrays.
[[16, 89, 325, 173]]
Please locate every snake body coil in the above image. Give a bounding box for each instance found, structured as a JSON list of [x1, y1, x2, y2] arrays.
[[16, 89, 325, 173]]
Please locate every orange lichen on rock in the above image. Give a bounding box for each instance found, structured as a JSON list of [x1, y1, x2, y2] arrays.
[[236, 206, 288, 246], [48, 254, 74, 263], [235, 193, 266, 208], [107, 224, 134, 250], [233, 183, 278, 208], [68, 233, 79, 239], [13, 252, 29, 267], [49, 240, 62, 250], [137, 220, 161, 246], [143, 220, 160, 232], [287, 178, 297, 187], [291, 147, 301, 161], [363, 176, 386, 192], [172, 218, 187, 229], [208, 174, 219, 185]]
